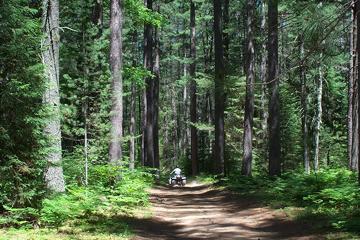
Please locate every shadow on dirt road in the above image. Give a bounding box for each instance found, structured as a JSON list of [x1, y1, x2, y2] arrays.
[[128, 183, 323, 240]]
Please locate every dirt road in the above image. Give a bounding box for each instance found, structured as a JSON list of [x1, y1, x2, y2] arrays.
[[130, 182, 322, 240]]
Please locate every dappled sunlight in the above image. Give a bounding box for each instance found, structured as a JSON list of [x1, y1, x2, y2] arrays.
[[128, 183, 323, 240]]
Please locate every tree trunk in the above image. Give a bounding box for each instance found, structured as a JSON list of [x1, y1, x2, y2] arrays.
[[355, 0, 360, 182], [300, 39, 310, 174], [109, 0, 123, 164], [172, 86, 179, 167], [349, 0, 354, 170], [351, 70, 359, 171], [84, 103, 89, 184], [267, 0, 281, 176], [129, 81, 136, 170], [82, 26, 90, 185], [141, 88, 147, 165], [352, 77, 359, 171], [314, 51, 324, 172], [42, 0, 65, 192], [190, 0, 198, 176], [241, 0, 255, 176], [129, 31, 137, 170], [213, 0, 225, 175], [143, 0, 155, 167], [223, 0, 229, 63], [350, 0, 359, 171], [153, 23, 160, 169], [181, 61, 188, 157], [92, 0, 103, 27], [260, 0, 268, 147]]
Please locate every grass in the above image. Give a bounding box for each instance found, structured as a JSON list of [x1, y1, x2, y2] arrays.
[[0, 205, 154, 240], [0, 227, 130, 240]]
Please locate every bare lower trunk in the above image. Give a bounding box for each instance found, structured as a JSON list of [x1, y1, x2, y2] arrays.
[[109, 0, 123, 164], [141, 89, 147, 165], [351, 90, 359, 171], [153, 24, 160, 169], [357, 0, 360, 182], [223, 0, 229, 63], [260, 0, 268, 145], [267, 0, 281, 176], [350, 0, 359, 171], [213, 0, 225, 175], [300, 39, 310, 174], [190, 0, 198, 176], [84, 104, 89, 185], [129, 31, 137, 170], [172, 86, 178, 166], [314, 52, 324, 172], [181, 78, 188, 157], [129, 82, 136, 170], [143, 0, 155, 167], [241, 0, 255, 176], [349, 0, 355, 169], [42, 0, 65, 192]]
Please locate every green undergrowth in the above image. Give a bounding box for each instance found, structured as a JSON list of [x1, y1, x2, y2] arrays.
[[0, 165, 154, 239], [222, 168, 360, 236], [193, 174, 218, 185]]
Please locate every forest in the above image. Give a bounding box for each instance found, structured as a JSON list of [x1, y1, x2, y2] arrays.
[[1, 0, 360, 239]]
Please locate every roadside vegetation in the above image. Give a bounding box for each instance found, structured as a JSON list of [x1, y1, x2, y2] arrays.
[[197, 168, 360, 238], [0, 165, 154, 240]]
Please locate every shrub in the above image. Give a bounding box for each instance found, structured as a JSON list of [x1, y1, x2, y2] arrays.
[[40, 166, 154, 227], [226, 168, 360, 232]]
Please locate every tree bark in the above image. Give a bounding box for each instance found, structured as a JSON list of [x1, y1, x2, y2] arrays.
[[109, 0, 123, 164], [300, 39, 310, 174], [349, 0, 354, 170], [181, 58, 189, 157], [260, 0, 268, 147], [153, 23, 160, 169], [141, 88, 147, 166], [314, 50, 324, 172], [223, 0, 229, 63], [92, 0, 103, 27], [129, 31, 137, 170], [267, 0, 281, 176], [172, 86, 179, 167], [190, 0, 198, 176], [143, 0, 155, 167], [84, 102, 89, 184], [129, 81, 136, 170], [350, 0, 359, 171], [42, 0, 65, 192], [213, 0, 225, 175], [355, 0, 360, 182], [241, 0, 255, 176], [351, 69, 359, 171]]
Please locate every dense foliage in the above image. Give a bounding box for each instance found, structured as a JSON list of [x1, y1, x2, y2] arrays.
[[0, 0, 46, 209], [1, 0, 360, 238], [1, 165, 153, 229], [224, 169, 360, 232]]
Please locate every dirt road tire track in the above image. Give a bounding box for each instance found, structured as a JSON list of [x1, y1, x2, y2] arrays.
[[130, 183, 322, 240]]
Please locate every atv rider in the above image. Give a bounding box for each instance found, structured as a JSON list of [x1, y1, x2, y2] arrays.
[[169, 166, 182, 184]]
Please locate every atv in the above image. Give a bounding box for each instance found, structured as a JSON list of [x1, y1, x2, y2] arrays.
[[169, 174, 186, 186]]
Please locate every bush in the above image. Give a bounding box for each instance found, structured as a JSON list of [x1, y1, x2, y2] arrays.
[[40, 187, 101, 227], [40, 166, 154, 227], [0, 206, 39, 227], [225, 168, 360, 232]]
